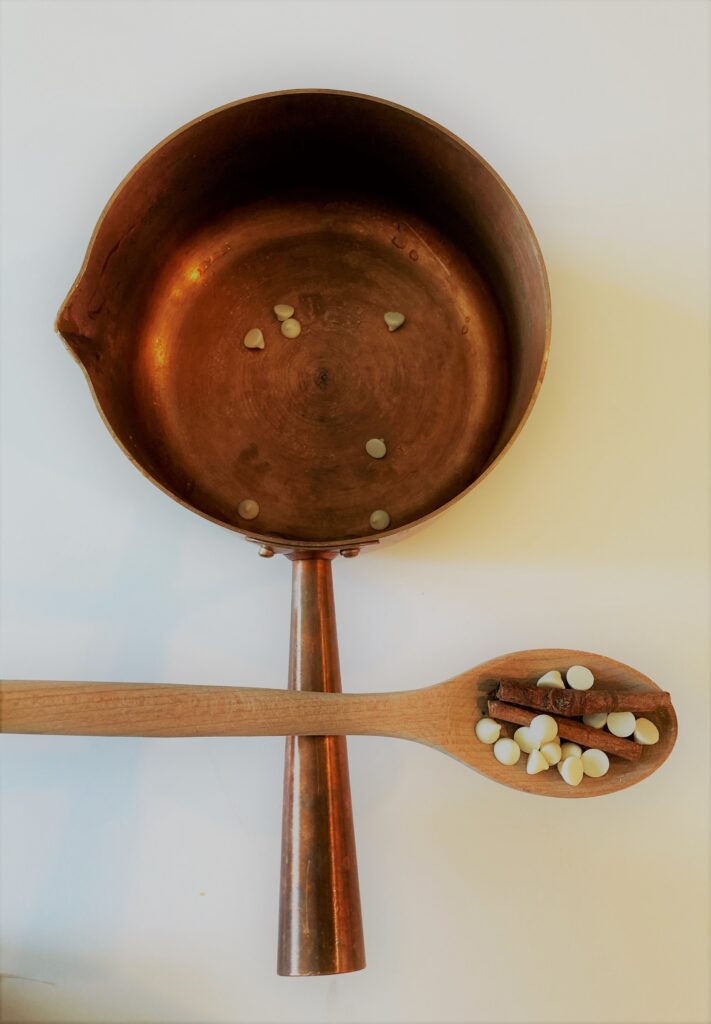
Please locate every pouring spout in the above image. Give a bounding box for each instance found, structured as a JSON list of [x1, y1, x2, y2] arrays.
[[57, 326, 101, 370], [55, 250, 113, 372]]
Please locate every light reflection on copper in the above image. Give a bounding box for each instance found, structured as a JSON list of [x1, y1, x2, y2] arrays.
[[152, 335, 168, 368]]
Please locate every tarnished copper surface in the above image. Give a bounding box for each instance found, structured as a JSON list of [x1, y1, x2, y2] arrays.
[[56, 89, 550, 550], [278, 554, 365, 976]]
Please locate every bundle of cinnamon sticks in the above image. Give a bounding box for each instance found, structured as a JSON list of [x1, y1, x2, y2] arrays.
[[487, 680, 670, 762]]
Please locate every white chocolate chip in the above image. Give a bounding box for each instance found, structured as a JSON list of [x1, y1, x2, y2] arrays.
[[513, 726, 540, 753], [582, 712, 608, 729], [527, 749, 549, 775], [365, 438, 387, 459], [237, 499, 260, 520], [493, 737, 521, 766], [537, 670, 565, 689], [281, 318, 302, 338], [540, 741, 562, 766], [384, 311, 405, 332], [560, 756, 584, 786], [606, 711, 636, 738], [243, 328, 265, 350], [475, 718, 501, 744], [566, 665, 595, 690], [634, 718, 660, 745], [559, 742, 583, 762], [581, 748, 610, 778], [273, 304, 295, 322], [369, 509, 391, 531], [530, 714, 558, 745]]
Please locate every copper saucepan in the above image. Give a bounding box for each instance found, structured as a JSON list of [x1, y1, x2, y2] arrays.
[[57, 90, 551, 976]]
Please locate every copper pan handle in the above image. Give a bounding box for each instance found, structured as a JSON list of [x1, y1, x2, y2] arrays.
[[278, 553, 365, 976]]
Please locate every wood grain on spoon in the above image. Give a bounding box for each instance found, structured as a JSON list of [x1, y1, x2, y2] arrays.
[[0, 649, 677, 799]]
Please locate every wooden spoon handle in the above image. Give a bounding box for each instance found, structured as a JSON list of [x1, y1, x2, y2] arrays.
[[0, 680, 418, 738]]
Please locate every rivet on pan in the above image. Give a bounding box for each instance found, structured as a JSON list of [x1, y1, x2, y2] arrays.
[[340, 547, 360, 558], [369, 510, 391, 531], [258, 545, 275, 558], [238, 499, 260, 520]]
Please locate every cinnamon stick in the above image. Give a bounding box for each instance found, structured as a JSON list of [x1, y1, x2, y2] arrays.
[[495, 681, 671, 718], [487, 699, 643, 761]]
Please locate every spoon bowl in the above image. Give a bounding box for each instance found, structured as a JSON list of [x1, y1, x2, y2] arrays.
[[417, 648, 677, 797]]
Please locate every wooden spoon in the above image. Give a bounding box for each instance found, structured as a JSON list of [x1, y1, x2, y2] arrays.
[[0, 649, 676, 798]]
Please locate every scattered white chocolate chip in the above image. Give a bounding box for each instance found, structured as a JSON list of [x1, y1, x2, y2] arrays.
[[281, 318, 302, 338], [559, 742, 583, 762], [243, 328, 265, 350], [582, 712, 608, 729], [581, 748, 610, 778], [606, 711, 636, 738], [540, 741, 562, 766], [566, 665, 594, 690], [365, 438, 387, 459], [384, 311, 405, 332], [513, 726, 540, 754], [273, 304, 295, 322], [237, 499, 260, 520], [530, 714, 558, 745], [493, 737, 521, 766], [537, 670, 565, 689], [369, 509, 391, 531], [527, 749, 549, 775], [560, 756, 584, 786], [475, 718, 501, 744], [633, 718, 660, 745]]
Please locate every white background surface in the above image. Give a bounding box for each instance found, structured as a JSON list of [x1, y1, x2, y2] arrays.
[[1, 2, 709, 1022]]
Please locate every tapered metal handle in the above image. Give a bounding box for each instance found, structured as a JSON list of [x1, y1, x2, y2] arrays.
[[277, 554, 365, 976]]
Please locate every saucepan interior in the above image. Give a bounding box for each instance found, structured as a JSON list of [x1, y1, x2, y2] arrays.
[[57, 91, 550, 548]]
